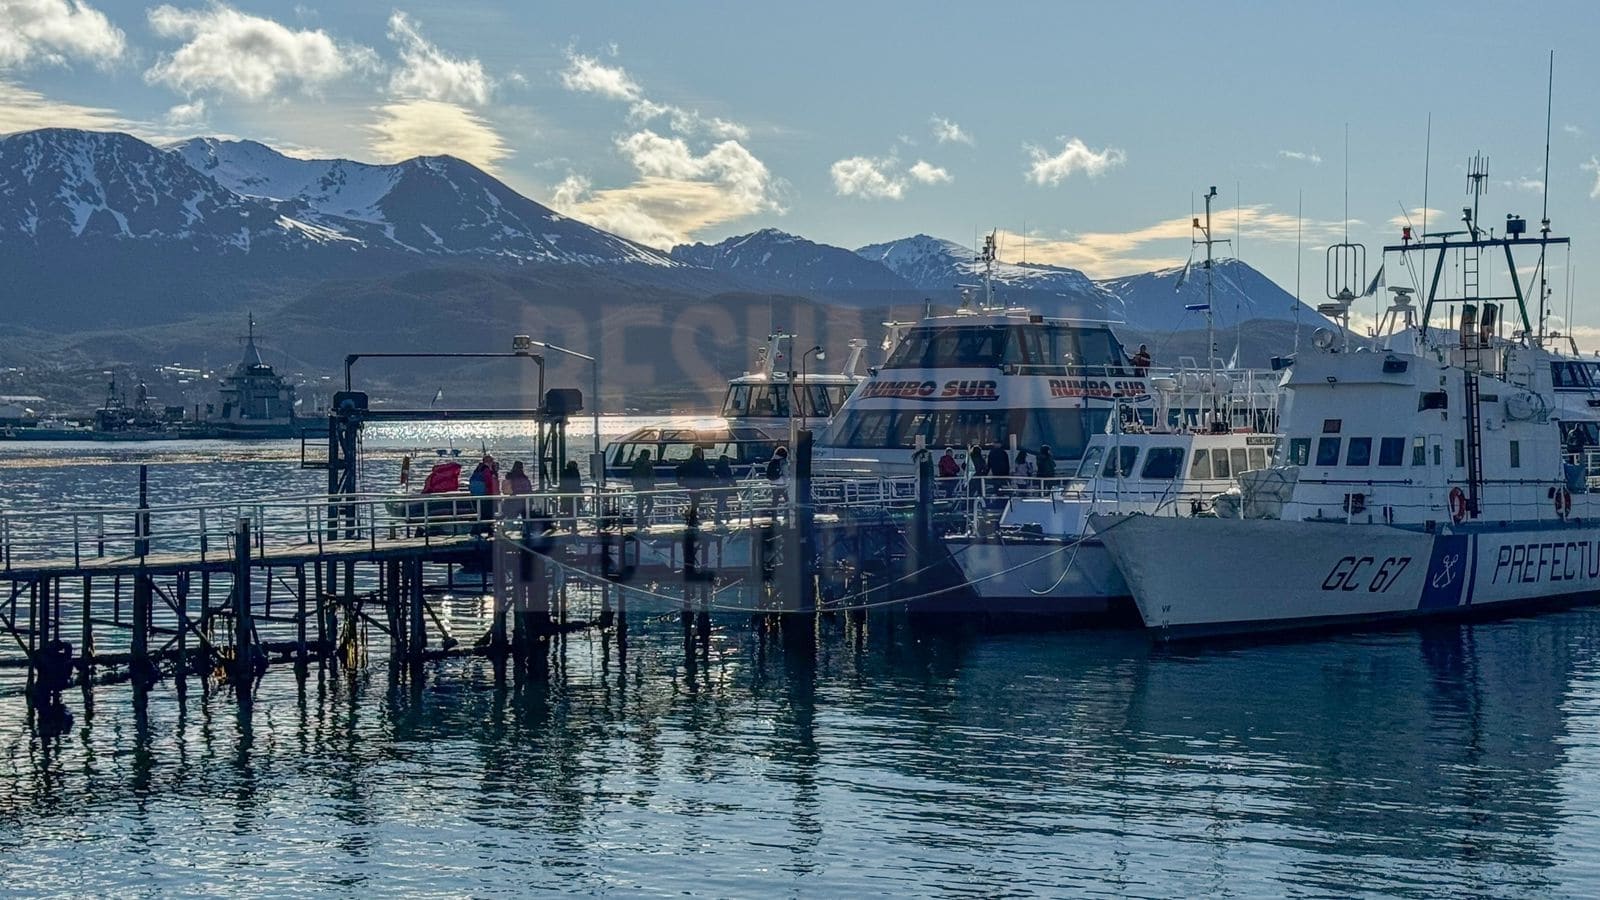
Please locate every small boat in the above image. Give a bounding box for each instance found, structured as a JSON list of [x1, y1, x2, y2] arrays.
[[604, 333, 867, 484]]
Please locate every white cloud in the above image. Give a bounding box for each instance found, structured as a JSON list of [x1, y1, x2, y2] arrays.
[[165, 97, 206, 127], [630, 98, 748, 140], [0, 0, 125, 69], [908, 159, 951, 184], [1278, 149, 1322, 165], [931, 115, 972, 145], [560, 50, 641, 101], [367, 99, 509, 171], [145, 3, 376, 101], [831, 155, 904, 200], [1024, 137, 1125, 185], [386, 12, 491, 106], [1583, 157, 1600, 199], [0, 78, 128, 132], [1501, 175, 1543, 193], [1563, 123, 1582, 136], [1388, 207, 1445, 231], [998, 205, 1350, 278], [549, 128, 780, 248]]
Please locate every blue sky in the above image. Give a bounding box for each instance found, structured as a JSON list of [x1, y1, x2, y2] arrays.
[[3, 0, 1599, 329]]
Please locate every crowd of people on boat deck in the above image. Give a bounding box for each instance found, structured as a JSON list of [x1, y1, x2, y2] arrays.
[[932, 442, 1060, 497]]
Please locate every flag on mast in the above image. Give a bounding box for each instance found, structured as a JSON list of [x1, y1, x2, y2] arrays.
[[1361, 264, 1386, 298]]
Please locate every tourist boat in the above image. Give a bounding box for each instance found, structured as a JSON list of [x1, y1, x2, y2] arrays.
[[1096, 172, 1600, 638], [814, 232, 1177, 477], [603, 333, 867, 483]]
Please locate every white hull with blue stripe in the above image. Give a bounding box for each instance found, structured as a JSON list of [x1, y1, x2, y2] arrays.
[[1093, 515, 1600, 638]]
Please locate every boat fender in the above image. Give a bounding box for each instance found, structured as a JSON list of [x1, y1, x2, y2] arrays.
[[1448, 487, 1468, 524], [1554, 485, 1572, 519]]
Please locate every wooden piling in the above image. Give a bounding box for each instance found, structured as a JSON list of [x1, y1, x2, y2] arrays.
[[233, 518, 254, 699]]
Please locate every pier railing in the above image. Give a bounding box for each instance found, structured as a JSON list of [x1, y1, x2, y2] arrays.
[[0, 474, 926, 573]]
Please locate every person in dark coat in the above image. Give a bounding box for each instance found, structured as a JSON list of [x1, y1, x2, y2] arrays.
[[558, 459, 583, 532], [675, 446, 713, 520], [1036, 445, 1057, 480], [712, 453, 736, 525], [629, 450, 655, 523]]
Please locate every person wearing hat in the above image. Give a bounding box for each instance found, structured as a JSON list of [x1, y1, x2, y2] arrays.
[[765, 446, 789, 518]]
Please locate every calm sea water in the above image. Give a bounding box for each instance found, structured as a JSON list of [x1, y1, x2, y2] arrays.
[[5, 429, 1600, 896]]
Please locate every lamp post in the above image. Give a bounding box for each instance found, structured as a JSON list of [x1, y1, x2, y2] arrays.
[[524, 339, 601, 465], [798, 345, 824, 429]]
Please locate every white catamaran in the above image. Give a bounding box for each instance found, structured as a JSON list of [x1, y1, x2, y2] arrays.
[[1097, 161, 1600, 638]]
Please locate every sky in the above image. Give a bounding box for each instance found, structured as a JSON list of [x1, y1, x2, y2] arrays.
[[3, 0, 1600, 332]]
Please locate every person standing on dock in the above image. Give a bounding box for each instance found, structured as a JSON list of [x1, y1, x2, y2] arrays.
[[505, 460, 533, 495], [676, 445, 713, 521], [630, 450, 656, 524], [766, 446, 789, 519], [713, 452, 736, 526], [559, 460, 583, 532], [469, 454, 499, 534]]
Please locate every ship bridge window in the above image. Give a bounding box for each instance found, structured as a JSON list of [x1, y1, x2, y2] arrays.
[[1553, 361, 1596, 388], [1378, 437, 1405, 466], [1230, 448, 1250, 476], [1418, 391, 1448, 411], [1411, 436, 1427, 466], [1346, 437, 1372, 466], [1212, 449, 1231, 479], [1140, 447, 1185, 480], [1189, 448, 1211, 478], [1286, 438, 1311, 467], [1248, 447, 1268, 471], [1315, 437, 1342, 467], [829, 406, 1110, 458], [722, 385, 751, 416], [1103, 446, 1140, 478], [883, 326, 1009, 369]]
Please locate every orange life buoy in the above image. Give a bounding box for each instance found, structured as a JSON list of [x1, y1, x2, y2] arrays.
[[1555, 486, 1572, 519], [1448, 487, 1468, 524]]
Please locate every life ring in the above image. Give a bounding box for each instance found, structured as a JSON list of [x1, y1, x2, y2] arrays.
[[1555, 486, 1572, 519], [1448, 487, 1468, 524]]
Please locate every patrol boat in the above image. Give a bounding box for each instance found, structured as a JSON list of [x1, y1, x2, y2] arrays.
[[1097, 165, 1600, 638]]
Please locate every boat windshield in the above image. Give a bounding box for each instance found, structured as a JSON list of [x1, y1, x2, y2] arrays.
[[722, 383, 837, 418], [881, 323, 1128, 374]]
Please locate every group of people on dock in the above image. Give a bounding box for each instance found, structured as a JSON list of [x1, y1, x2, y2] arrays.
[[625, 445, 790, 526]]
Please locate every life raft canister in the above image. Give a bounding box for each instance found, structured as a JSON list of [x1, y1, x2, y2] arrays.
[[1448, 487, 1468, 524]]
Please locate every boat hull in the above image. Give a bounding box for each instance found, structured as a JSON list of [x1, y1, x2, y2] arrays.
[[942, 536, 1131, 620], [1093, 514, 1600, 639]]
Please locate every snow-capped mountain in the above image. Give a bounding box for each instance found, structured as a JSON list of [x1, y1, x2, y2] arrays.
[[0, 128, 316, 251], [671, 228, 915, 293], [171, 137, 672, 265], [1097, 258, 1330, 332], [854, 234, 1098, 294]]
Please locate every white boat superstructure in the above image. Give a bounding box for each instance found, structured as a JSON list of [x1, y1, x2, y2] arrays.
[[1097, 173, 1600, 638], [940, 353, 1284, 618]]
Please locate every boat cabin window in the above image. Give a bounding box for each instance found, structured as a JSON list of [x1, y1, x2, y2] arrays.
[[1510, 440, 1521, 468], [1453, 439, 1465, 468], [723, 384, 835, 418], [1189, 448, 1211, 479], [882, 323, 1127, 374], [610, 443, 654, 466], [1552, 361, 1596, 389], [828, 407, 1110, 458], [1140, 447, 1185, 480], [1315, 437, 1341, 467], [1378, 437, 1405, 466], [1102, 446, 1140, 478], [1346, 437, 1372, 467], [1248, 447, 1268, 471], [1411, 436, 1427, 466], [1212, 449, 1231, 479], [1229, 448, 1250, 477], [1286, 438, 1311, 467], [1077, 446, 1105, 478]]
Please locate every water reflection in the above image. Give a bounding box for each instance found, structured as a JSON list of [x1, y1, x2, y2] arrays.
[[1, 610, 1599, 895]]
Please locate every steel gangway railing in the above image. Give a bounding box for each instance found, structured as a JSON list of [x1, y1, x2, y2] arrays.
[[0, 475, 931, 573]]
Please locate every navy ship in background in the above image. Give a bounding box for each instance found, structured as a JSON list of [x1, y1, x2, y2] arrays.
[[1, 316, 326, 442]]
